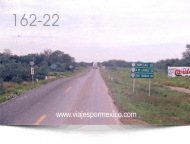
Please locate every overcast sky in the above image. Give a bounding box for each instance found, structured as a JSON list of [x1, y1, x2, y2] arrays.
[[0, 0, 190, 62]]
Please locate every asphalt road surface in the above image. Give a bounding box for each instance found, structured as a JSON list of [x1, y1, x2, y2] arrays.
[[0, 68, 120, 125]]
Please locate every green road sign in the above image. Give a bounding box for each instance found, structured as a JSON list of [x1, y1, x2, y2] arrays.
[[131, 73, 154, 79], [131, 68, 154, 73], [131, 62, 154, 68]]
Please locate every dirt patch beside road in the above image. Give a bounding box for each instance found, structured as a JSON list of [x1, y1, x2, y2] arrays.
[[169, 86, 190, 93], [153, 81, 190, 94], [47, 76, 56, 80]]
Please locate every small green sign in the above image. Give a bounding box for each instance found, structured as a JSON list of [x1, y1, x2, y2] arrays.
[[131, 62, 154, 68], [131, 68, 154, 73], [131, 73, 154, 79]]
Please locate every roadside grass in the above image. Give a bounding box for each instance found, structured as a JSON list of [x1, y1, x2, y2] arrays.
[[0, 67, 88, 105], [100, 67, 190, 125], [153, 68, 190, 89]]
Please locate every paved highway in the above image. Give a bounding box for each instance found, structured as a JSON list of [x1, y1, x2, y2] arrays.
[[0, 68, 120, 125]]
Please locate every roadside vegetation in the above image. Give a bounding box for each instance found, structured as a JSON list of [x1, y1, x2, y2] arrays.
[[0, 49, 91, 83], [100, 67, 190, 125], [153, 68, 190, 89], [0, 67, 87, 105], [0, 48, 91, 104], [98, 48, 190, 91]]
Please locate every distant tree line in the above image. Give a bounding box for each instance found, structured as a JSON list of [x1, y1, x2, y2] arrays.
[[100, 60, 131, 68], [0, 49, 75, 84], [99, 48, 190, 71], [155, 49, 190, 69], [76, 62, 92, 67]]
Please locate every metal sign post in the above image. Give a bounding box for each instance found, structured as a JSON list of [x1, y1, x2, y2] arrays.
[[69, 65, 73, 72], [31, 67, 34, 83], [30, 61, 34, 84], [149, 79, 151, 96], [32, 74, 33, 83], [133, 78, 135, 92]]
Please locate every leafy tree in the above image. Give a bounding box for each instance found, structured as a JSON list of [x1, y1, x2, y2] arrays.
[[0, 49, 76, 84], [43, 49, 52, 58], [35, 66, 48, 80], [186, 44, 190, 48], [182, 50, 190, 59]]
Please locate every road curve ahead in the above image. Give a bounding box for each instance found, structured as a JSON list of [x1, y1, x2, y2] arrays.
[[0, 68, 121, 125]]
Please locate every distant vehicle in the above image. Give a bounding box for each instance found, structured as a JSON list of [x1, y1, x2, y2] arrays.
[[93, 62, 97, 69]]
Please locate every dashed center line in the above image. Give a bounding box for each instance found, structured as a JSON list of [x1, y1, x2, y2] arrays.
[[34, 115, 46, 125], [65, 87, 72, 93]]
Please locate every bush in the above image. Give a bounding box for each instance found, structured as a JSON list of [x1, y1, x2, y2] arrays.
[[36, 75, 46, 80], [175, 102, 180, 107], [35, 66, 48, 80], [0, 97, 6, 102], [180, 102, 190, 111], [184, 84, 189, 89], [11, 77, 23, 84], [162, 93, 167, 97]]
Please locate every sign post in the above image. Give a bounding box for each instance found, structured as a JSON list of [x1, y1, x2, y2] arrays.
[[69, 65, 73, 72], [133, 78, 135, 92], [149, 79, 151, 96], [30, 62, 34, 84], [31, 67, 34, 83], [131, 62, 154, 96]]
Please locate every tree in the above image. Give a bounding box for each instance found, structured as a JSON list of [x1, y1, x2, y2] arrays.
[[182, 50, 190, 59], [35, 65, 48, 80], [173, 59, 190, 67], [71, 57, 75, 63], [50, 50, 64, 64], [3, 49, 12, 55], [0, 48, 76, 83], [155, 59, 179, 69], [62, 54, 73, 63], [43, 49, 52, 57], [186, 44, 190, 48], [52, 50, 64, 57]]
